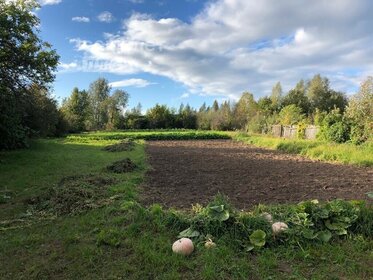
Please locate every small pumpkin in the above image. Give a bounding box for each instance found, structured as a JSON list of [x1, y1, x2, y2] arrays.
[[272, 222, 288, 235], [172, 238, 194, 256], [261, 212, 273, 223], [204, 238, 216, 249]]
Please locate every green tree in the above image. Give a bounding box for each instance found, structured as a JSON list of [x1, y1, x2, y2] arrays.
[[61, 88, 90, 132], [307, 74, 347, 113], [346, 76, 373, 143], [212, 100, 219, 112], [0, 0, 59, 149], [146, 104, 174, 129], [88, 78, 111, 130], [282, 80, 310, 114], [233, 92, 258, 129], [179, 104, 197, 129], [319, 108, 350, 143], [24, 84, 59, 137], [106, 89, 129, 129], [278, 105, 304, 125], [271, 81, 282, 112]]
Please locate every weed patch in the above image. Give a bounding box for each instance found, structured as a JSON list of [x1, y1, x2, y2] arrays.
[[28, 175, 118, 216], [103, 139, 135, 152], [106, 158, 137, 173]]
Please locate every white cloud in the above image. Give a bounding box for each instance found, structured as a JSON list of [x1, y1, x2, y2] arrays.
[[72, 16, 90, 23], [59, 62, 78, 70], [69, 0, 373, 98], [128, 0, 144, 3], [109, 78, 154, 88], [39, 0, 61, 5], [97, 11, 115, 23], [180, 93, 190, 99]]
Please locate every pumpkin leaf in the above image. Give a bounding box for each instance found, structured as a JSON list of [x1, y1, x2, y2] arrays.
[[178, 228, 200, 238], [245, 245, 255, 252], [366, 192, 373, 199], [249, 230, 266, 247], [335, 228, 348, 235], [303, 229, 317, 240], [208, 205, 230, 221], [209, 205, 225, 213], [317, 230, 332, 243], [325, 220, 348, 231]]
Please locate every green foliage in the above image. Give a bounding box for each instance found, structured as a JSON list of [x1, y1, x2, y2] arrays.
[[67, 130, 231, 142], [173, 194, 371, 254], [235, 133, 373, 166], [24, 85, 60, 137], [307, 74, 347, 113], [0, 0, 59, 149], [281, 79, 310, 114], [319, 109, 351, 143], [278, 105, 304, 125], [146, 104, 175, 129], [346, 76, 373, 144], [61, 88, 90, 132], [249, 230, 266, 248]]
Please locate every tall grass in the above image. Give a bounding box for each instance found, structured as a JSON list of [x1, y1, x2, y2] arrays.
[[235, 133, 373, 166]]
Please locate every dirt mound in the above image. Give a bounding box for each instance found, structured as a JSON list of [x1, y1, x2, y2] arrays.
[[106, 158, 137, 173], [103, 139, 135, 152], [27, 175, 118, 216]]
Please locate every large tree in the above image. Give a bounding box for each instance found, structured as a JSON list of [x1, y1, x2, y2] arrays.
[[88, 78, 111, 129], [61, 88, 90, 132], [233, 92, 258, 129], [346, 76, 373, 143], [307, 74, 347, 113], [270, 81, 283, 112], [0, 0, 59, 149], [282, 79, 310, 115], [106, 89, 129, 129]]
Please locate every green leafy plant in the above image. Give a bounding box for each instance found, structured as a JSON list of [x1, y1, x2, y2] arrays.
[[207, 205, 230, 221], [249, 230, 266, 248]]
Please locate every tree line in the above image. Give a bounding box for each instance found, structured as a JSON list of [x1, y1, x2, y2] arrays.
[[61, 74, 372, 145]]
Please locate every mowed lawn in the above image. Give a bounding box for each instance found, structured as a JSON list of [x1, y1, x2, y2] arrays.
[[0, 132, 372, 279]]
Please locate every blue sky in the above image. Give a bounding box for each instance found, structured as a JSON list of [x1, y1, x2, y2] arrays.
[[36, 0, 373, 111]]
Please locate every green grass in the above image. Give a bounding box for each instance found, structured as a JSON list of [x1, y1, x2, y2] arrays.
[[235, 133, 373, 166], [67, 129, 232, 143], [0, 132, 372, 279]]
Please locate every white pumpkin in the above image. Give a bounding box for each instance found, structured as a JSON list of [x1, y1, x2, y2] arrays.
[[204, 239, 216, 249], [272, 222, 288, 235], [172, 238, 194, 256], [261, 212, 273, 223]]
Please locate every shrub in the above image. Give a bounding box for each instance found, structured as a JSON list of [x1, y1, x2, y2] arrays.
[[318, 108, 351, 143]]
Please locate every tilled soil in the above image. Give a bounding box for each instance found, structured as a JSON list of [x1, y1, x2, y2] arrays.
[[142, 140, 373, 209]]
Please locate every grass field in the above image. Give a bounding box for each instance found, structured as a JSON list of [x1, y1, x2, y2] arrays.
[[235, 133, 373, 167], [0, 131, 372, 279]]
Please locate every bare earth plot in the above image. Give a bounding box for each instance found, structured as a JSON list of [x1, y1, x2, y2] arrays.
[[142, 140, 373, 209]]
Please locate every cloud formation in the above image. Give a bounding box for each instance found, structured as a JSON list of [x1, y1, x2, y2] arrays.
[[97, 11, 115, 23], [39, 0, 61, 5], [72, 16, 90, 23], [69, 0, 373, 98], [109, 78, 154, 88]]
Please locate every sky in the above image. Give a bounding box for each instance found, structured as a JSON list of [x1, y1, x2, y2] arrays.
[[35, 0, 373, 111]]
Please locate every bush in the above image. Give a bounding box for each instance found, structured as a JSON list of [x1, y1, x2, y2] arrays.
[[318, 108, 351, 143]]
